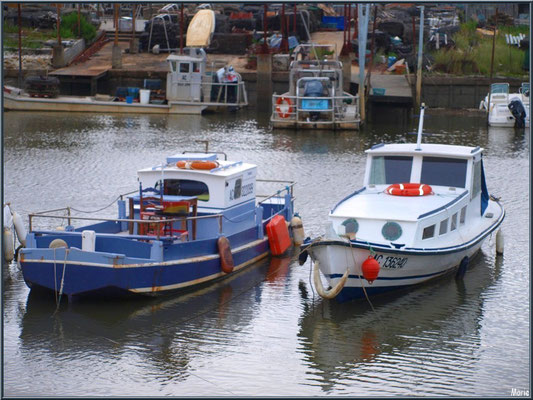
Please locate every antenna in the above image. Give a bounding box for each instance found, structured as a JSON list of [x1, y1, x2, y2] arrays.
[[416, 103, 425, 151]]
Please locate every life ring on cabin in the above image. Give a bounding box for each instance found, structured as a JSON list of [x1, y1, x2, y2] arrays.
[[386, 183, 433, 196], [176, 160, 219, 170], [275, 97, 293, 119]]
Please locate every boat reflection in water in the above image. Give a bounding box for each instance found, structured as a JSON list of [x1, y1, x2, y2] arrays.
[[297, 252, 502, 394], [20, 254, 293, 377]]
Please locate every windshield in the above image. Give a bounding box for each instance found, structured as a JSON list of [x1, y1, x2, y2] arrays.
[[420, 157, 468, 188], [369, 156, 413, 185]]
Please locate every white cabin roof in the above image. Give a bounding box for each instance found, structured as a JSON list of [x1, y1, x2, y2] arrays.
[[331, 187, 466, 222], [366, 143, 482, 158]]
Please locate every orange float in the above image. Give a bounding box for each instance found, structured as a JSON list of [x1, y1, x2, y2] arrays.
[[217, 236, 234, 274], [176, 160, 219, 170], [385, 183, 433, 196], [362, 256, 380, 284]]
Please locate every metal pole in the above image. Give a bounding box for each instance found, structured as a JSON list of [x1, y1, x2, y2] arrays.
[[488, 8, 498, 116], [358, 4, 370, 123], [114, 4, 119, 45], [18, 3, 22, 89], [415, 6, 425, 109], [180, 3, 184, 54], [56, 4, 61, 46], [365, 5, 378, 98]]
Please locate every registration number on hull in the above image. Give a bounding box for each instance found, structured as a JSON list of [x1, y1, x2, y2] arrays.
[[374, 254, 408, 269]]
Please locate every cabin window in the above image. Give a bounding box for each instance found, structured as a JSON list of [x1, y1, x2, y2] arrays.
[[439, 219, 448, 235], [422, 224, 435, 240], [369, 156, 413, 185], [158, 179, 209, 201], [451, 213, 458, 231], [179, 63, 190, 73], [420, 157, 467, 188], [460, 206, 467, 224], [472, 160, 481, 197], [170, 61, 177, 72], [193, 62, 200, 73]]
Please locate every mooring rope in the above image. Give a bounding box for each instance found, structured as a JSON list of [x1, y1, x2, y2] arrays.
[[69, 195, 122, 214]]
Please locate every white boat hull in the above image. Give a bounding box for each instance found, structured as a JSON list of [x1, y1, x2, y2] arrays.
[[307, 239, 484, 302], [3, 92, 208, 114]]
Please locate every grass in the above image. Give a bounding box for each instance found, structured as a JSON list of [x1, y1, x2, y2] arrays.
[[3, 13, 96, 49], [431, 22, 529, 77]]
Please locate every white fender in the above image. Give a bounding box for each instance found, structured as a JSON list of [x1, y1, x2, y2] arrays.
[[496, 229, 504, 255], [12, 211, 26, 247], [313, 260, 349, 300], [3, 227, 14, 262], [290, 216, 306, 246], [4, 204, 13, 228]]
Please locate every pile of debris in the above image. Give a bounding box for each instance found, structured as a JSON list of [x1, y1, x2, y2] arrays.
[[3, 53, 52, 70]]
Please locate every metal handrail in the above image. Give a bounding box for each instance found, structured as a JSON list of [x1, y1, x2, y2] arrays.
[[28, 211, 225, 240]]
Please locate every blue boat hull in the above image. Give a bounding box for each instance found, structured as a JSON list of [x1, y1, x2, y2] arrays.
[[20, 234, 270, 299]]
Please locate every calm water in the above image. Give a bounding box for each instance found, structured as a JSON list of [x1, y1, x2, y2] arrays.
[[2, 109, 530, 397]]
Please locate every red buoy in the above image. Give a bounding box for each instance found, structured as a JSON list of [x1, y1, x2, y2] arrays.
[[362, 256, 380, 283]]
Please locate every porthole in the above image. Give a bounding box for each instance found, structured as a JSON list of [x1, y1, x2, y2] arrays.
[[382, 221, 402, 241], [342, 218, 359, 234]]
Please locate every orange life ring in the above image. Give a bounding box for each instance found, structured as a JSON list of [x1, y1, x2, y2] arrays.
[[385, 183, 433, 196], [176, 160, 219, 170], [275, 97, 293, 118]]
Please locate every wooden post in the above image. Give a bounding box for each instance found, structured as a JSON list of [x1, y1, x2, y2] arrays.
[[132, 4, 136, 40], [77, 3, 81, 38], [114, 4, 119, 45], [415, 6, 425, 109], [180, 3, 184, 54], [280, 3, 288, 52], [358, 4, 370, 123], [262, 4, 269, 54], [293, 4, 297, 36], [56, 3, 61, 45], [18, 3, 22, 89]]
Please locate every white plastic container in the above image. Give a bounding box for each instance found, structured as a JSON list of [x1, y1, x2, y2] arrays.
[[82, 230, 96, 252], [140, 89, 151, 104]]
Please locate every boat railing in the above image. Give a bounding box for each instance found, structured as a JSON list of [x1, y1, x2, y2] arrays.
[[168, 79, 248, 107], [271, 93, 359, 124], [256, 179, 295, 202], [28, 208, 226, 242]]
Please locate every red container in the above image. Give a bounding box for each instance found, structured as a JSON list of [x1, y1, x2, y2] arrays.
[[266, 215, 291, 256]]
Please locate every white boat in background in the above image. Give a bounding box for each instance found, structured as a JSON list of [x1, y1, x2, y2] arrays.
[[3, 47, 247, 115], [271, 44, 360, 130], [300, 104, 505, 303], [480, 82, 529, 128]]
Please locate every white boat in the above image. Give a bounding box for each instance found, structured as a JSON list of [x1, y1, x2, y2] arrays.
[[300, 104, 505, 303], [271, 44, 360, 130], [3, 47, 247, 115], [480, 82, 529, 128]]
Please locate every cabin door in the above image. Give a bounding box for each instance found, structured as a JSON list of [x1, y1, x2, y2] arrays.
[[190, 62, 202, 101]]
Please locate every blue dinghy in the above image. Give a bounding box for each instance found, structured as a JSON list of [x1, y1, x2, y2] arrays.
[[18, 152, 296, 300]]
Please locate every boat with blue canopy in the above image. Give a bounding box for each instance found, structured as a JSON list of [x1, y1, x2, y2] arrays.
[[18, 150, 297, 300]]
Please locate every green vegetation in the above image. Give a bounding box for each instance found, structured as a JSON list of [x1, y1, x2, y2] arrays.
[[2, 22, 56, 49], [60, 12, 97, 43], [431, 22, 529, 77], [3, 12, 96, 49]]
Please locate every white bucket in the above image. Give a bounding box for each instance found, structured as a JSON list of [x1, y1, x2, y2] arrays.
[[82, 230, 96, 252], [140, 89, 150, 104]]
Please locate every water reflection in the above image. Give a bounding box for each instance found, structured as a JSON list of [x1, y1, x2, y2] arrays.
[[297, 252, 502, 395], [19, 255, 293, 389]]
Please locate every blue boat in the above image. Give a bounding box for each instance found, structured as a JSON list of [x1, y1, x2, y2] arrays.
[[18, 151, 296, 300]]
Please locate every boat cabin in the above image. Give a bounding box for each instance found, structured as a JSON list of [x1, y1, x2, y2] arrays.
[[166, 48, 207, 102], [329, 143, 490, 247]]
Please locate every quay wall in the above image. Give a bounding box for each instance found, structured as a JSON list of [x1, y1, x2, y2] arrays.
[[4, 68, 527, 110]]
